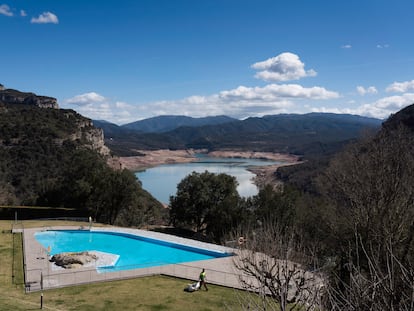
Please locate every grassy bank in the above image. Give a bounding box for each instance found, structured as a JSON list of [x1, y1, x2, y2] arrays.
[[0, 220, 250, 311]]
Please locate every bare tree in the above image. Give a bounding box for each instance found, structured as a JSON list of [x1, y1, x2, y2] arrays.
[[326, 235, 414, 311], [320, 127, 414, 257], [231, 222, 325, 311], [319, 126, 414, 310]]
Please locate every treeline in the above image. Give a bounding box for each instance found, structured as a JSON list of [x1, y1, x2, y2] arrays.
[[0, 103, 166, 226], [168, 106, 414, 310]]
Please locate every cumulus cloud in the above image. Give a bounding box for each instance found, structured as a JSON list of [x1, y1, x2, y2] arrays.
[[356, 86, 378, 96], [20, 10, 26, 17], [137, 84, 338, 120], [386, 80, 414, 93], [373, 93, 414, 111], [65, 92, 106, 106], [341, 44, 352, 49], [0, 4, 13, 16], [64, 82, 339, 124], [140, 94, 294, 119], [31, 11, 58, 24], [251, 52, 317, 82], [219, 84, 339, 101], [312, 93, 414, 119], [64, 93, 139, 124]]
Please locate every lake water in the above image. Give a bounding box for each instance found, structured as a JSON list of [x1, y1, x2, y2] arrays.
[[136, 155, 279, 204]]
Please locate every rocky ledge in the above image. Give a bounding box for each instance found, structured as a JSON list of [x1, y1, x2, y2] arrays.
[[50, 251, 98, 269], [0, 87, 59, 109]]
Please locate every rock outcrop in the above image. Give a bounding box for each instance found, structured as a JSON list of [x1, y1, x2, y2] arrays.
[[50, 251, 98, 269], [57, 112, 111, 156], [0, 88, 59, 109], [0, 85, 110, 156]]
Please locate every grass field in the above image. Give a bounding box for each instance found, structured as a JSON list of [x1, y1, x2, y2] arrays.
[[0, 220, 255, 311]]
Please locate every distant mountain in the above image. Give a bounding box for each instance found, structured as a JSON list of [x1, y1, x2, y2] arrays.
[[96, 113, 382, 157], [122, 115, 237, 133], [92, 120, 184, 156], [165, 113, 382, 154]]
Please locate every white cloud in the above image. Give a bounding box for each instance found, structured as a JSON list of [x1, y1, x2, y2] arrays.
[[137, 84, 338, 120], [341, 44, 352, 49], [65, 92, 106, 106], [376, 44, 389, 49], [141, 95, 295, 119], [373, 93, 414, 111], [64, 93, 139, 124], [20, 10, 26, 17], [115, 101, 134, 109], [251, 52, 317, 82], [31, 12, 58, 24], [386, 80, 414, 93], [219, 84, 339, 101], [356, 86, 378, 96], [64, 82, 339, 124], [312, 93, 414, 119], [0, 4, 13, 16]]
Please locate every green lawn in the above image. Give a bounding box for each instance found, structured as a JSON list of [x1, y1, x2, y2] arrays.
[[0, 220, 250, 311]]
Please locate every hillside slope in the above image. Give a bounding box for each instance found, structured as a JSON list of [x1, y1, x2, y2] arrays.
[[0, 87, 165, 226]]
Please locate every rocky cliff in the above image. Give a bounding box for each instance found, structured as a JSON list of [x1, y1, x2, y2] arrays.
[[0, 87, 59, 109], [0, 85, 109, 156], [72, 116, 110, 156]]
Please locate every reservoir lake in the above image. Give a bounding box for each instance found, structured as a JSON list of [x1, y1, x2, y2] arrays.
[[135, 155, 279, 204]]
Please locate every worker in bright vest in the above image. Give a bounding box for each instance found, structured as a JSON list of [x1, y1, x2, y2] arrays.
[[199, 268, 208, 291]]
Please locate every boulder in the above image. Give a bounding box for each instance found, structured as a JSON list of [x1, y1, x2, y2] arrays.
[[50, 251, 98, 269]]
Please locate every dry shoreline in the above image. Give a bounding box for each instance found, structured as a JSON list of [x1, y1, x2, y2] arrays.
[[109, 149, 301, 189]]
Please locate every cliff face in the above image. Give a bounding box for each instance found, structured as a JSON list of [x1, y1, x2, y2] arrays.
[[70, 116, 110, 156], [0, 86, 110, 157], [0, 86, 114, 206], [0, 88, 59, 109]]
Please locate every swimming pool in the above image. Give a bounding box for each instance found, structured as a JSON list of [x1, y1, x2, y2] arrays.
[[34, 230, 231, 272]]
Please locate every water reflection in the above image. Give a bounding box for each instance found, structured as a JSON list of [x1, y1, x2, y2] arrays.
[[136, 157, 277, 204]]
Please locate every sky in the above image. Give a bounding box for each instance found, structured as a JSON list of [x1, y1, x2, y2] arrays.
[[2, 0, 414, 125]]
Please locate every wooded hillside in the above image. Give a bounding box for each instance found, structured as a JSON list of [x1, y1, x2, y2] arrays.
[[0, 94, 166, 226]]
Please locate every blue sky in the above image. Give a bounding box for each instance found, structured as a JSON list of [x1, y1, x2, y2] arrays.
[[2, 0, 414, 125]]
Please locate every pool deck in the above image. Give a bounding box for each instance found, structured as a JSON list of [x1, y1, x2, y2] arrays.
[[21, 226, 244, 292]]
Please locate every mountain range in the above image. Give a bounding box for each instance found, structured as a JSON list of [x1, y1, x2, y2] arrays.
[[94, 113, 383, 158], [123, 115, 237, 133]]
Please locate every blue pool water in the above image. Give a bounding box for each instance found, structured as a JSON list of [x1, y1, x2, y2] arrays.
[[34, 230, 230, 272]]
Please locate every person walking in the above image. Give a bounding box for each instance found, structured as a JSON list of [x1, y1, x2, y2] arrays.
[[199, 268, 208, 291]]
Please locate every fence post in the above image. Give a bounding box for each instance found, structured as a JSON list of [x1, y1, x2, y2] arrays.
[[40, 272, 43, 309]]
